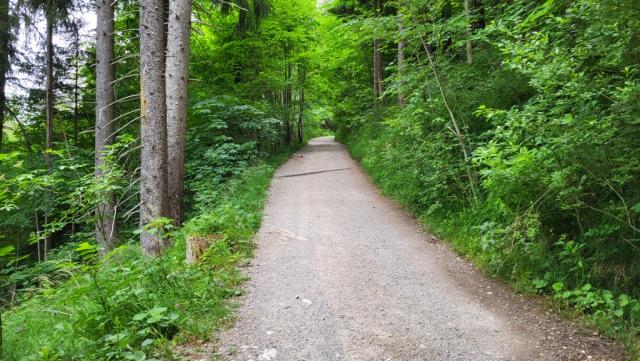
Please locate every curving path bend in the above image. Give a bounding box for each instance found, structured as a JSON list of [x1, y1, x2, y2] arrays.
[[215, 137, 625, 361]]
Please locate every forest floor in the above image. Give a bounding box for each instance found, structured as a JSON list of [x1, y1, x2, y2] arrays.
[[208, 137, 626, 361]]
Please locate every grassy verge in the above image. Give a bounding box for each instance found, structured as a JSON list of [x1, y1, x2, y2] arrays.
[[341, 126, 640, 358], [2, 149, 295, 361]]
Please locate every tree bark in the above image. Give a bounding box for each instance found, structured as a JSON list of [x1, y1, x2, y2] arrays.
[[73, 25, 79, 146], [464, 0, 473, 64], [95, 0, 118, 255], [0, 0, 8, 150], [372, 0, 384, 101], [140, 0, 169, 256], [166, 0, 190, 225], [297, 66, 305, 143], [373, 38, 379, 100], [283, 61, 292, 145], [43, 3, 54, 259], [45, 6, 53, 156]]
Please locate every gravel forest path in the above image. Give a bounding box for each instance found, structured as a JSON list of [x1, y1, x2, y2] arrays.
[[215, 137, 626, 361]]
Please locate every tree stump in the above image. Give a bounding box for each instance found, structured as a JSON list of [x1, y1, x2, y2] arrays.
[[185, 234, 219, 264]]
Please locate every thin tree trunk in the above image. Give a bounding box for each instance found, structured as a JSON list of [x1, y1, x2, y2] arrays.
[[397, 14, 406, 107], [140, 0, 169, 256], [464, 0, 473, 64], [0, 0, 8, 150], [418, 32, 479, 202], [166, 0, 191, 225], [73, 26, 79, 146], [283, 61, 292, 145], [44, 4, 54, 259], [297, 66, 305, 143], [45, 6, 54, 156], [35, 212, 41, 262], [373, 38, 380, 101], [72, 26, 79, 235], [5, 106, 31, 153], [297, 90, 304, 143], [373, 39, 384, 100], [95, 0, 118, 255], [372, 0, 384, 101], [375, 45, 383, 97]]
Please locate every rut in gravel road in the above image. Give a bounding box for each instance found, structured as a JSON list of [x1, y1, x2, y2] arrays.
[[215, 137, 626, 361]]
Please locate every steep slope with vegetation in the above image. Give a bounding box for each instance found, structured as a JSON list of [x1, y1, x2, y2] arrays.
[[323, 0, 640, 354]]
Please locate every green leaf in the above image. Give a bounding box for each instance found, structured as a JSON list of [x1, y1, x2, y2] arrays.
[[619, 294, 630, 307], [532, 278, 548, 289], [141, 339, 154, 349], [552, 282, 564, 292], [0, 245, 15, 257], [132, 312, 147, 321], [75, 242, 96, 252]]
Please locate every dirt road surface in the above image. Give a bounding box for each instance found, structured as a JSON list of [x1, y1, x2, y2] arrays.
[[215, 137, 626, 361]]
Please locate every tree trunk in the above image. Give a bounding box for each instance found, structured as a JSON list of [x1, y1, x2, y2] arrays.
[[95, 0, 118, 255], [73, 26, 79, 146], [372, 0, 384, 101], [418, 31, 479, 202], [43, 4, 54, 259], [373, 38, 383, 100], [0, 0, 8, 150], [45, 7, 54, 156], [397, 14, 406, 107], [464, 0, 473, 64], [283, 61, 292, 145], [297, 76, 304, 143], [166, 0, 191, 226], [140, 0, 169, 256]]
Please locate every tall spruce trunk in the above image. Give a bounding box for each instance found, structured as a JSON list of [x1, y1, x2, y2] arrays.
[[43, 4, 54, 259], [0, 0, 8, 150], [45, 8, 53, 157], [95, 0, 118, 254], [165, 0, 190, 225], [73, 26, 79, 146], [140, 0, 169, 256]]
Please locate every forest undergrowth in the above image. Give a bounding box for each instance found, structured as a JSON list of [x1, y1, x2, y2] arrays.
[[2, 147, 297, 360]]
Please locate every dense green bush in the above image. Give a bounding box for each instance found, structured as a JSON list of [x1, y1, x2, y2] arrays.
[[328, 0, 640, 353]]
